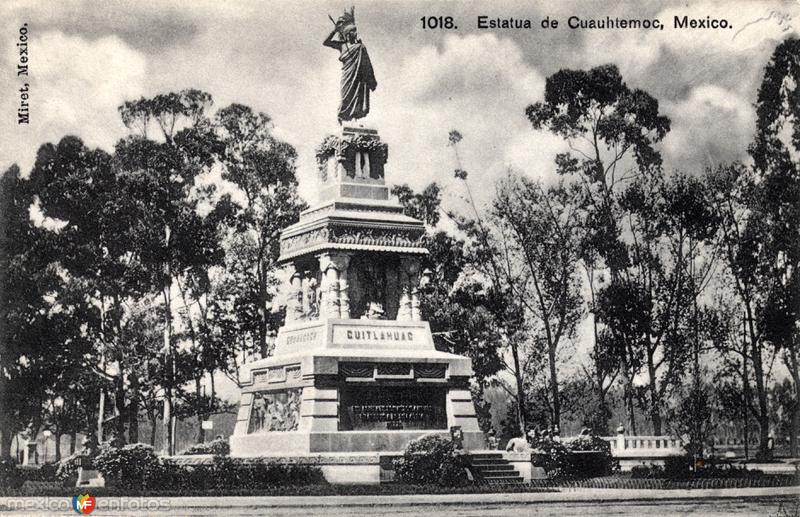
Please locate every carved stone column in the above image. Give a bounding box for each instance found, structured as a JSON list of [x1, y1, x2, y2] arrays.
[[301, 271, 312, 316], [318, 253, 340, 319], [398, 257, 420, 321], [286, 267, 303, 323], [330, 253, 352, 319], [355, 151, 370, 178], [410, 274, 421, 321]]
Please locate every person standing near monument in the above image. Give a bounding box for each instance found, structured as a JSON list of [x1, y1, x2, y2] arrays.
[[324, 7, 377, 123]]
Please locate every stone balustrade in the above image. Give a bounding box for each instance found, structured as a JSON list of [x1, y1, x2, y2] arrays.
[[602, 434, 684, 458]]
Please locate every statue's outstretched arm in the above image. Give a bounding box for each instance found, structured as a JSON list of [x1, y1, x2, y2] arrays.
[[323, 28, 341, 50]]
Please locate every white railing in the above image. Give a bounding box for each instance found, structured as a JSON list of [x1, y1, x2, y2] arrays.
[[560, 433, 684, 458], [600, 434, 684, 458]]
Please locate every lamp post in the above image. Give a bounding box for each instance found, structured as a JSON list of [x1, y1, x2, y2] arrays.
[[42, 430, 52, 464]]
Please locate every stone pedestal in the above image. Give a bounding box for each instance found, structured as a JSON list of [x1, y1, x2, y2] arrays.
[[22, 441, 37, 466], [229, 319, 484, 457], [229, 126, 486, 483]]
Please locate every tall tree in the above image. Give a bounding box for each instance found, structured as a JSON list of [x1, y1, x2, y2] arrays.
[[116, 89, 225, 455], [748, 37, 800, 458], [215, 104, 305, 362], [392, 181, 506, 432], [603, 172, 718, 435], [490, 175, 585, 430], [0, 165, 88, 458], [446, 131, 538, 434], [526, 64, 670, 434], [30, 136, 145, 445], [707, 163, 779, 460]]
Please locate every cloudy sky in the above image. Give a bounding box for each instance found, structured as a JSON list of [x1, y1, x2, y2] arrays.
[[2, 0, 797, 401], [1, 0, 797, 209]]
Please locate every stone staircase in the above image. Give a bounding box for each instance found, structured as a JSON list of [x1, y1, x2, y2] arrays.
[[468, 453, 524, 484]]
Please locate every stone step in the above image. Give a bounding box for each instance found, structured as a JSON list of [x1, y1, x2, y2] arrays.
[[467, 452, 524, 484], [484, 477, 524, 484], [469, 458, 509, 465], [480, 471, 522, 479], [474, 466, 516, 475], [470, 453, 504, 459]]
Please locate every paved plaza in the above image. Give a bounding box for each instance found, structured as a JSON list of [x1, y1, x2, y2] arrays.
[[2, 487, 798, 516]]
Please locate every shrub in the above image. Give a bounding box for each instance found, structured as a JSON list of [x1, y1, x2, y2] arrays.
[[663, 455, 693, 479], [245, 460, 326, 488], [55, 453, 81, 485], [0, 459, 21, 489], [94, 448, 325, 491], [180, 438, 230, 456], [94, 443, 162, 489], [532, 440, 575, 479], [393, 435, 468, 486], [25, 463, 57, 482], [630, 463, 664, 479], [563, 434, 618, 476]]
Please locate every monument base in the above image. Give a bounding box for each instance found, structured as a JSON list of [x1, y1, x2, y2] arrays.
[[229, 319, 486, 458]]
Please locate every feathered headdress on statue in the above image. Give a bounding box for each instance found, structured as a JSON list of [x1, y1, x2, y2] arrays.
[[329, 6, 356, 37]]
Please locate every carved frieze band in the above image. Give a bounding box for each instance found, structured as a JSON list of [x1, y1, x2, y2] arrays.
[[280, 225, 425, 255]]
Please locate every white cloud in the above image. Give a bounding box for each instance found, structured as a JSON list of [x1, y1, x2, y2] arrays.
[[0, 31, 146, 174], [656, 1, 800, 53], [663, 84, 755, 171], [579, 0, 800, 77], [363, 33, 552, 209]]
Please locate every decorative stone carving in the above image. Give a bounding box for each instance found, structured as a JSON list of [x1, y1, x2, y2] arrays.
[[340, 362, 374, 378], [286, 269, 303, 322], [281, 228, 330, 255], [362, 301, 386, 320], [267, 367, 286, 383], [281, 225, 425, 257], [315, 133, 388, 181], [330, 253, 352, 319], [330, 226, 423, 247], [286, 366, 302, 381], [253, 371, 269, 385], [318, 253, 340, 318], [415, 364, 446, 379], [247, 389, 302, 433]]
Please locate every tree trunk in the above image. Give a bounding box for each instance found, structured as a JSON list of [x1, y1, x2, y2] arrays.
[[97, 388, 105, 442], [114, 373, 127, 445], [128, 375, 139, 444], [595, 371, 609, 435], [163, 282, 174, 456], [149, 412, 157, 447], [788, 347, 800, 458], [620, 357, 637, 435], [791, 405, 799, 459], [162, 225, 175, 456], [548, 342, 560, 430], [647, 353, 662, 435], [746, 309, 770, 460], [510, 341, 527, 434], [54, 430, 61, 462], [195, 377, 205, 444], [69, 432, 76, 455]]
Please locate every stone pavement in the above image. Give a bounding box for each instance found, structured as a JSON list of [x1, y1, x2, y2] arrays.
[[2, 486, 798, 513]]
